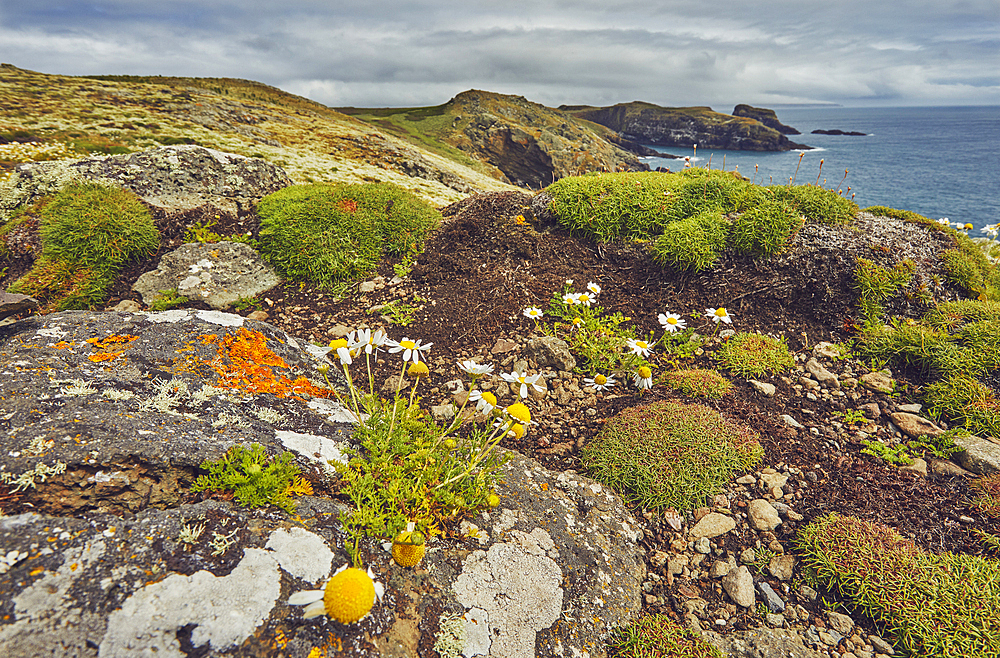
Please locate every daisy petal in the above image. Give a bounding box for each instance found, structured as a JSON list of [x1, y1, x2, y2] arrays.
[[303, 600, 327, 619], [288, 590, 325, 605]]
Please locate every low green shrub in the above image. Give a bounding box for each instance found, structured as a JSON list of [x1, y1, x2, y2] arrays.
[[191, 443, 305, 515], [8, 182, 159, 310], [715, 332, 794, 377], [770, 184, 858, 225], [730, 198, 802, 258], [256, 182, 440, 287], [608, 614, 724, 658], [582, 400, 763, 511], [797, 513, 1000, 657], [649, 209, 729, 272], [663, 368, 732, 398], [854, 257, 915, 325]]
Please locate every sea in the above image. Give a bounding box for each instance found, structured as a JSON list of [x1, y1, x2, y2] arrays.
[[638, 105, 1000, 234]]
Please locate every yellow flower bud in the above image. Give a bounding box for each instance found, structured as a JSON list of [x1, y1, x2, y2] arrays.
[[391, 530, 426, 567], [487, 493, 500, 507], [408, 361, 430, 378], [505, 402, 531, 423], [329, 338, 349, 350]]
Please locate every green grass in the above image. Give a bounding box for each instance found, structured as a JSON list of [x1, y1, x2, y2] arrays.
[[7, 182, 158, 310], [545, 171, 858, 273], [715, 332, 795, 378], [607, 614, 724, 658], [662, 368, 732, 398], [854, 257, 915, 326], [256, 182, 440, 288], [796, 513, 1000, 657], [581, 400, 763, 511], [857, 300, 1000, 439]]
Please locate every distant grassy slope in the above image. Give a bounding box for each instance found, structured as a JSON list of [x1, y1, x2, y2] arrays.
[[561, 101, 811, 151], [0, 65, 516, 205], [338, 90, 648, 188]]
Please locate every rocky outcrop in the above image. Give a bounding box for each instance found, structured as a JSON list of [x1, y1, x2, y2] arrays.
[[0, 309, 645, 657], [732, 104, 801, 135], [561, 102, 812, 151], [811, 129, 867, 136]]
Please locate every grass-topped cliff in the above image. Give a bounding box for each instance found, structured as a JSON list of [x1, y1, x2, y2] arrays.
[[561, 101, 811, 151], [337, 89, 648, 189], [0, 64, 515, 205]]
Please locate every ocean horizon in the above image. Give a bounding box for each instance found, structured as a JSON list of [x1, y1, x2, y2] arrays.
[[639, 105, 999, 234]]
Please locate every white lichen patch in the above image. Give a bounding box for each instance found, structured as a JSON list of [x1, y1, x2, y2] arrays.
[[195, 309, 244, 327], [177, 520, 206, 546], [24, 436, 54, 457], [99, 547, 282, 658], [33, 325, 68, 339], [307, 397, 361, 424], [103, 388, 136, 401], [211, 411, 248, 428], [263, 527, 333, 583], [144, 309, 191, 323], [453, 536, 564, 658], [57, 379, 97, 396], [209, 528, 240, 556], [8, 540, 106, 621], [0, 461, 67, 492], [275, 430, 350, 474], [249, 405, 287, 425]]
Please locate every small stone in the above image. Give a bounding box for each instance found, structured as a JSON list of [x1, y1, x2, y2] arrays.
[[721, 565, 755, 608], [780, 414, 804, 429], [860, 371, 894, 394], [869, 635, 894, 654], [897, 403, 922, 413], [430, 404, 455, 422], [748, 499, 782, 531], [247, 310, 269, 321], [765, 613, 785, 627], [899, 457, 927, 477], [112, 299, 142, 313], [757, 581, 785, 612], [693, 537, 712, 554], [491, 338, 519, 354], [649, 550, 669, 568], [689, 512, 736, 539], [826, 610, 855, 635], [768, 554, 796, 581], [667, 555, 689, 575], [736, 474, 757, 485], [799, 584, 818, 601], [806, 358, 840, 389], [358, 280, 377, 293], [709, 560, 731, 578], [889, 412, 944, 439], [813, 342, 844, 359], [749, 380, 776, 396], [740, 547, 757, 564], [760, 471, 789, 491]]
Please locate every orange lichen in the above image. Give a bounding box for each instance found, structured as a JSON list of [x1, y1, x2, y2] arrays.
[[86, 334, 137, 362], [200, 328, 334, 399]]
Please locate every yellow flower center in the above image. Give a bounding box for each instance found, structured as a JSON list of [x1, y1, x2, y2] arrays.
[[594, 375, 607, 385], [487, 493, 501, 507], [408, 362, 429, 377], [482, 392, 497, 407], [509, 423, 526, 439], [506, 402, 531, 423], [391, 531, 426, 568], [329, 339, 348, 349], [714, 308, 727, 317], [666, 317, 678, 325], [638, 366, 652, 379], [323, 568, 376, 624], [400, 340, 416, 350]]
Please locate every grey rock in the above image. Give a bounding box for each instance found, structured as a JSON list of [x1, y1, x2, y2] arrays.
[[928, 457, 972, 478], [525, 336, 576, 372], [870, 634, 895, 654], [749, 499, 782, 531], [722, 565, 755, 607], [825, 610, 855, 635], [0, 292, 37, 321], [889, 412, 944, 439], [768, 554, 796, 581], [0, 310, 645, 658], [812, 341, 844, 359], [749, 379, 776, 396], [765, 613, 785, 628], [133, 242, 280, 310], [805, 358, 839, 389], [430, 403, 456, 422], [709, 559, 732, 578], [899, 457, 928, 477], [690, 512, 737, 539], [757, 581, 785, 612], [798, 584, 818, 602], [693, 536, 712, 554], [779, 414, 804, 429], [897, 403, 922, 413], [705, 627, 825, 658], [860, 370, 894, 394], [952, 434, 1000, 475]]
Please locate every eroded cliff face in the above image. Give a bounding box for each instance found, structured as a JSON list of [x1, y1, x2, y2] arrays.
[[446, 91, 648, 188], [732, 104, 801, 135], [562, 102, 811, 151]]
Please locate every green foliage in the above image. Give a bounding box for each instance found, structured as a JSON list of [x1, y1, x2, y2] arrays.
[[8, 183, 159, 310], [854, 258, 915, 325], [191, 443, 301, 514], [149, 289, 188, 311], [582, 400, 763, 511], [971, 473, 1000, 520], [370, 299, 418, 326], [183, 218, 252, 245], [232, 295, 262, 312], [942, 233, 1000, 301], [769, 184, 858, 225], [730, 198, 802, 258], [649, 209, 729, 272], [796, 513, 1000, 657], [832, 409, 867, 426], [607, 614, 725, 658], [860, 439, 914, 466], [663, 368, 732, 398], [256, 182, 440, 288], [857, 300, 1000, 440], [715, 332, 794, 377]]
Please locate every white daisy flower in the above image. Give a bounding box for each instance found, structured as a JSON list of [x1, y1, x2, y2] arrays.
[[658, 312, 686, 333], [468, 389, 498, 414], [578, 292, 596, 307], [352, 327, 388, 357], [287, 564, 385, 624], [501, 370, 545, 398], [633, 366, 653, 390], [626, 338, 653, 358], [705, 307, 732, 324], [458, 359, 494, 377], [387, 337, 432, 363], [583, 374, 616, 392], [523, 307, 544, 320], [587, 282, 601, 295]]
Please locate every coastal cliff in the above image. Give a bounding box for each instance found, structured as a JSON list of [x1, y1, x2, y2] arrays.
[[560, 101, 811, 151], [732, 104, 801, 134]]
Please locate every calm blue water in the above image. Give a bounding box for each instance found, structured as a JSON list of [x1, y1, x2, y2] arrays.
[[639, 106, 1000, 233]]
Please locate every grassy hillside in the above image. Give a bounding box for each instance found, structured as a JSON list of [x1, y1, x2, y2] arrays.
[[0, 65, 516, 205]]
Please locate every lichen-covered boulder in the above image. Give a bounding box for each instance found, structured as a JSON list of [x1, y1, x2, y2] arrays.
[[133, 241, 281, 310], [1, 145, 292, 221], [0, 310, 646, 658]]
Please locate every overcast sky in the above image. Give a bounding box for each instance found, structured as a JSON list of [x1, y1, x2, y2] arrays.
[[2, 1, 998, 110]]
